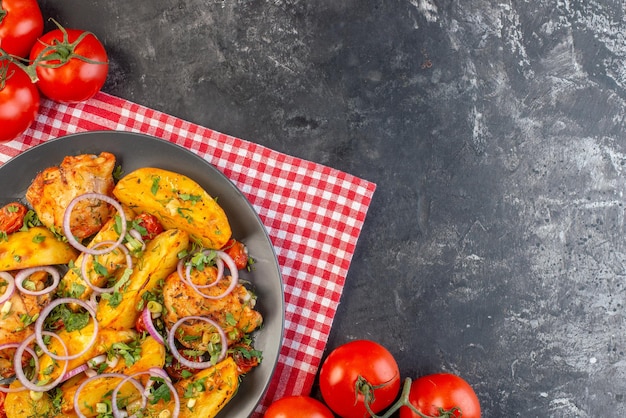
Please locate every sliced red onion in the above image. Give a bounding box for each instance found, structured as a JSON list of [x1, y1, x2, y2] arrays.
[[34, 297, 99, 361], [111, 369, 179, 418], [14, 331, 68, 392], [73, 372, 145, 418], [178, 251, 239, 300], [0, 272, 15, 305], [141, 306, 164, 345], [63, 193, 127, 255], [167, 315, 228, 369], [14, 266, 60, 296], [80, 241, 133, 294], [62, 363, 89, 382], [0, 343, 39, 393]]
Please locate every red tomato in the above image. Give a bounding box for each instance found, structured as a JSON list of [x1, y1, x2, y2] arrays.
[[0, 202, 26, 234], [134, 213, 164, 240], [0, 391, 6, 418], [0, 61, 39, 142], [0, 0, 43, 57], [29, 26, 108, 103], [319, 340, 401, 418], [264, 396, 334, 418], [222, 238, 248, 270], [399, 373, 481, 418]]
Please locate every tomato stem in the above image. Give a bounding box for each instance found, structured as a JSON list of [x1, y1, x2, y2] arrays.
[[29, 18, 108, 70], [364, 377, 461, 418], [0, 49, 37, 85]]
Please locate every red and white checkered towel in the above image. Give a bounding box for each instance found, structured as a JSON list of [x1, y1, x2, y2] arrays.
[[0, 92, 376, 416]]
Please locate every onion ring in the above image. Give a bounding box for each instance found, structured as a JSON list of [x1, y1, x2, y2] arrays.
[[167, 315, 228, 369], [14, 331, 68, 392], [73, 373, 146, 418], [0, 343, 39, 393], [111, 369, 180, 418], [63, 193, 127, 255], [141, 306, 164, 345], [0, 271, 15, 305], [14, 266, 60, 296], [34, 297, 99, 361], [178, 251, 239, 300]]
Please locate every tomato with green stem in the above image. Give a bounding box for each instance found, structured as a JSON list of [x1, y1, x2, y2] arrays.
[[29, 21, 108, 103], [0, 0, 43, 58], [0, 58, 39, 142], [399, 373, 481, 418], [319, 340, 401, 418], [264, 396, 334, 418]]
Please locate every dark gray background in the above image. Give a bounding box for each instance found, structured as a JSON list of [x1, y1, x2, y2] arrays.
[[37, 1, 626, 416]]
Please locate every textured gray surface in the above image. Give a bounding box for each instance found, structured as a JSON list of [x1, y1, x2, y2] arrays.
[[38, 0, 626, 415]]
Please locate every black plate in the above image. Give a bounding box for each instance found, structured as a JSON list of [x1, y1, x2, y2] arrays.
[[0, 131, 284, 417]]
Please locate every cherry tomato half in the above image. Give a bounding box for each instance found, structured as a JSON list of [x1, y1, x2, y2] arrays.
[[29, 26, 108, 103], [264, 396, 334, 418], [134, 213, 164, 241], [0, 391, 6, 418], [319, 340, 401, 418], [0, 202, 26, 234], [399, 373, 481, 418], [0, 61, 39, 142], [222, 238, 248, 270], [0, 0, 43, 57]]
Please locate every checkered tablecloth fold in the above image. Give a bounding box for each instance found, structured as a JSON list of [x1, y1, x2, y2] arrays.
[[2, 92, 376, 416]]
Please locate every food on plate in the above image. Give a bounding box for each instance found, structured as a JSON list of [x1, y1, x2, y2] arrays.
[[0, 226, 78, 271], [162, 263, 263, 348], [28, 23, 108, 103], [96, 228, 189, 330], [0, 60, 40, 143], [0, 203, 27, 235], [26, 152, 116, 239], [0, 152, 262, 418], [113, 167, 232, 249]]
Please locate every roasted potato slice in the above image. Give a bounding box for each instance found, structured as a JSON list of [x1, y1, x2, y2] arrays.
[[142, 357, 240, 418], [96, 228, 189, 330], [37, 321, 137, 381], [59, 205, 136, 301], [60, 336, 166, 416], [113, 167, 231, 249], [4, 380, 57, 417], [0, 226, 78, 271]]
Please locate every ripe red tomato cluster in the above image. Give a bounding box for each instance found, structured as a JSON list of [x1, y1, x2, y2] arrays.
[[265, 340, 481, 418], [0, 0, 108, 142]]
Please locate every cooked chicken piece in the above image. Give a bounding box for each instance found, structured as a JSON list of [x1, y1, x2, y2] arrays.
[[162, 267, 262, 351], [0, 272, 51, 378], [25, 152, 116, 240]]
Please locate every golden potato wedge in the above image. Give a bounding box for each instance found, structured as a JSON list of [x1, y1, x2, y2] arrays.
[[60, 336, 166, 416], [38, 321, 138, 381], [0, 226, 78, 271], [107, 335, 166, 375], [97, 229, 189, 330], [113, 167, 231, 249], [60, 374, 143, 417], [4, 380, 56, 417], [59, 205, 136, 301], [141, 357, 240, 418], [175, 357, 240, 418]]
